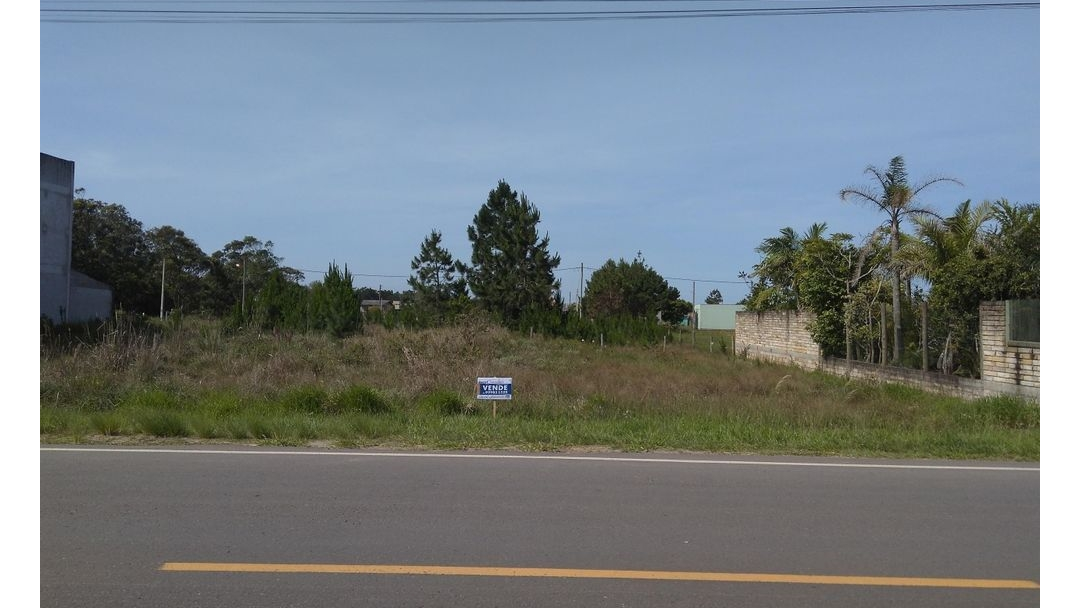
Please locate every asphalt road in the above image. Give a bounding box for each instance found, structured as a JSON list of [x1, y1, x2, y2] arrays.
[[40, 446, 1039, 607]]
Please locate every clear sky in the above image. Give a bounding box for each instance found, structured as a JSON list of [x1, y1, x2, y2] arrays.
[[36, 0, 1041, 306]]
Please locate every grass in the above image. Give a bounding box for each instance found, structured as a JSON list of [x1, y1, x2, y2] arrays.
[[38, 315, 1039, 460]]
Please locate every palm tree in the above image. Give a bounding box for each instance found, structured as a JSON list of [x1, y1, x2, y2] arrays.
[[987, 199, 1040, 299], [906, 200, 995, 375], [905, 199, 994, 281], [840, 156, 961, 365], [744, 223, 831, 311], [752, 226, 803, 309], [803, 222, 828, 241]]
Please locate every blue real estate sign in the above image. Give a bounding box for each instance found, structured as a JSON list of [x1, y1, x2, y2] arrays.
[[476, 377, 513, 400]]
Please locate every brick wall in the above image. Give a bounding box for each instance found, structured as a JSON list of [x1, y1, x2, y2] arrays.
[[734, 310, 820, 370], [818, 358, 1038, 400], [980, 301, 1040, 390]]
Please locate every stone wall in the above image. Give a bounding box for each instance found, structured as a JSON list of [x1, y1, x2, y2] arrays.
[[734, 310, 820, 370]]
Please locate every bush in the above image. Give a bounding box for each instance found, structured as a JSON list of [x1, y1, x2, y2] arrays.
[[122, 388, 184, 410], [135, 410, 192, 437], [419, 390, 472, 416], [279, 386, 328, 414], [329, 385, 391, 414], [90, 411, 131, 436]]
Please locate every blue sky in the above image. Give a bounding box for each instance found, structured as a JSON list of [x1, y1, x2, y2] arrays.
[[36, 1, 1041, 305]]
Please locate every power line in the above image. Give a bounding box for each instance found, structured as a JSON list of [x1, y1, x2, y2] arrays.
[[663, 276, 746, 285], [559, 265, 746, 285], [41, 1, 945, 3], [41, 1, 1039, 24], [297, 264, 745, 287], [296, 268, 410, 279]]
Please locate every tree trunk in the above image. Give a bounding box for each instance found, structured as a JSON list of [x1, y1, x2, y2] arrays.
[[880, 302, 888, 367], [890, 217, 903, 365]]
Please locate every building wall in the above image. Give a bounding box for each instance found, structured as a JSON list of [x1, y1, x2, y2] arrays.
[[40, 153, 75, 323], [70, 287, 113, 323], [733, 310, 820, 370], [695, 304, 746, 330], [69, 271, 113, 323], [980, 301, 1040, 390]]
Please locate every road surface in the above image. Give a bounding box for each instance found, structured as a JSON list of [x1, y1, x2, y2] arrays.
[[40, 446, 1039, 607]]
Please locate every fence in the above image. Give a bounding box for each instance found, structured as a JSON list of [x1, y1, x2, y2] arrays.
[[733, 300, 1039, 402]]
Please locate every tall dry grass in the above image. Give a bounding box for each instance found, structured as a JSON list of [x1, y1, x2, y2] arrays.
[[39, 314, 1039, 459]]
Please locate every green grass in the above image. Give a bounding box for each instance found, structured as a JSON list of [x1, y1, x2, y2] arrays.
[[133, 409, 193, 437], [328, 385, 392, 415], [38, 316, 1039, 460]]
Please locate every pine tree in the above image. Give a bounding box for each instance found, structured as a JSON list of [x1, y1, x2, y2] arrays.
[[254, 269, 308, 331], [583, 253, 681, 322], [316, 262, 360, 337], [408, 230, 468, 322], [467, 180, 561, 322]]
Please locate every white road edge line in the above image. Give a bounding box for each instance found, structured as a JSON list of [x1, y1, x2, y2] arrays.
[[40, 447, 1038, 472]]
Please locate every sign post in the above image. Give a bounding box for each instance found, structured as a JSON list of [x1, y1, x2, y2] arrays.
[[476, 377, 512, 417]]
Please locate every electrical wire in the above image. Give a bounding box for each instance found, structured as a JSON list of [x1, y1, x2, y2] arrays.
[[41, 1, 1039, 24]]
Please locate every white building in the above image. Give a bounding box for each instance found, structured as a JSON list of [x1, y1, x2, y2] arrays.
[[693, 304, 746, 330]]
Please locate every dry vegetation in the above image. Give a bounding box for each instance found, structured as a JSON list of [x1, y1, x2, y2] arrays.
[[39, 315, 1039, 460]]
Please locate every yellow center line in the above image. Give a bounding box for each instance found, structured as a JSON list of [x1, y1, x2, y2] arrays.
[[159, 562, 1039, 589]]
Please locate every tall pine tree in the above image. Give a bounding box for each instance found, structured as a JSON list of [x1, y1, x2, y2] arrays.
[[408, 229, 468, 322], [467, 180, 561, 322], [314, 262, 361, 337]]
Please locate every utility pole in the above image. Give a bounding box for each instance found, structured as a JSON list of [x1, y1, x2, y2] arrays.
[[236, 258, 246, 314], [579, 262, 584, 320], [159, 258, 166, 320], [691, 280, 696, 347]]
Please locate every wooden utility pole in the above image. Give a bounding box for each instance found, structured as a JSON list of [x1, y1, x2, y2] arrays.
[[579, 262, 584, 320], [159, 258, 166, 320], [691, 281, 696, 348]]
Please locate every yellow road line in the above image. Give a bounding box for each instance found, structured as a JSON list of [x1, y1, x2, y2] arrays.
[[160, 562, 1038, 589]]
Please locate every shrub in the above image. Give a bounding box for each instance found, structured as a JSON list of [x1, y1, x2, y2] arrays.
[[419, 390, 472, 416], [279, 386, 328, 414], [90, 411, 131, 436], [122, 388, 183, 410], [135, 410, 192, 437], [329, 385, 391, 414]]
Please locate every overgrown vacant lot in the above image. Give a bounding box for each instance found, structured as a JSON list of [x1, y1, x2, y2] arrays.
[[39, 316, 1039, 460]]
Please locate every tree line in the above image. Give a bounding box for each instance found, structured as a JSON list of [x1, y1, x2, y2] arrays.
[[65, 161, 1037, 365], [64, 180, 696, 344], [739, 156, 1039, 377]]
